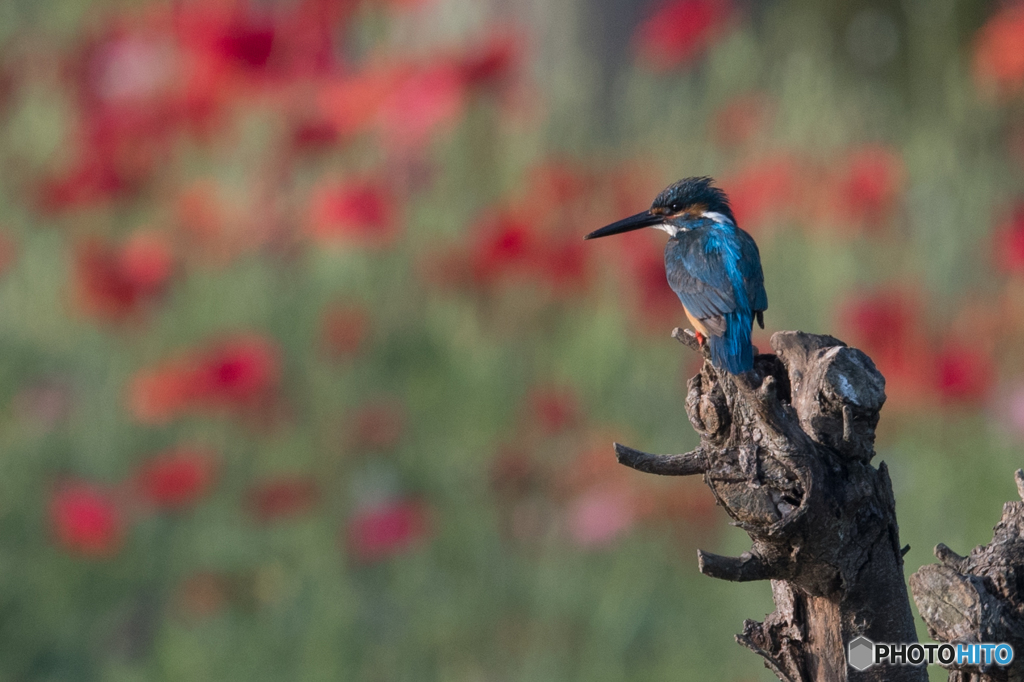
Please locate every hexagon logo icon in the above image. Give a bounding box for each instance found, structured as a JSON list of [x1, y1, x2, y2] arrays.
[[848, 636, 875, 671]]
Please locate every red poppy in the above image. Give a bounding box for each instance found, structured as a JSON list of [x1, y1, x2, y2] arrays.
[[526, 161, 591, 214], [934, 342, 993, 404], [176, 181, 225, 241], [133, 446, 217, 509], [831, 145, 904, 227], [529, 386, 580, 433], [307, 180, 398, 246], [316, 65, 402, 139], [246, 476, 320, 522], [73, 232, 174, 322], [633, 0, 734, 71], [290, 118, 340, 151], [994, 205, 1024, 274], [320, 303, 370, 359], [37, 158, 130, 214], [191, 335, 280, 406], [629, 243, 682, 328], [377, 62, 467, 150], [839, 290, 933, 407], [470, 213, 538, 285], [128, 333, 280, 423], [973, 4, 1024, 95], [536, 238, 591, 296], [458, 30, 521, 89], [346, 499, 430, 562], [50, 482, 124, 558], [721, 156, 798, 230]]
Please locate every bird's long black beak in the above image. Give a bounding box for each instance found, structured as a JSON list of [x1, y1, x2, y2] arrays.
[[584, 210, 663, 240]]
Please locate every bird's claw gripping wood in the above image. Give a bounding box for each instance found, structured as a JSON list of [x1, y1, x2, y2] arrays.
[[672, 326, 704, 353]]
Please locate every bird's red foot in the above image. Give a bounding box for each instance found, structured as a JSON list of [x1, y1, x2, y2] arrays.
[[694, 331, 705, 346]]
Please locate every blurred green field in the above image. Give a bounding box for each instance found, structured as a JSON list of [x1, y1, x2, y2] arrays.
[[0, 0, 1022, 680]]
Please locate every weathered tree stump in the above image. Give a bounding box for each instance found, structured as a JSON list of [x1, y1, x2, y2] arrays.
[[909, 469, 1024, 682], [614, 330, 927, 682]]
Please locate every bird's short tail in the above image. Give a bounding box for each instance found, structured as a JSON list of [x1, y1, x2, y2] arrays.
[[708, 310, 754, 374]]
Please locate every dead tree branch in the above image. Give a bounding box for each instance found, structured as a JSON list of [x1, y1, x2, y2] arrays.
[[910, 469, 1024, 682], [614, 329, 927, 682]]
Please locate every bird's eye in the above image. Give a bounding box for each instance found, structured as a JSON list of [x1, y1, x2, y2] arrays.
[[670, 202, 682, 212]]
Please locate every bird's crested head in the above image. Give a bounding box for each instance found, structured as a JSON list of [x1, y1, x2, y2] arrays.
[[651, 176, 735, 225]]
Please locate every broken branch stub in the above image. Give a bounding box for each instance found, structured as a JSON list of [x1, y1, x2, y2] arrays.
[[910, 469, 1024, 682], [616, 330, 925, 682]]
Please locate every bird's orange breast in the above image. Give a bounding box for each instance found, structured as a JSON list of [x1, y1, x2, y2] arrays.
[[683, 306, 710, 337]]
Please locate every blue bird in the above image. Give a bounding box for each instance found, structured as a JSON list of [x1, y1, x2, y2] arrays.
[[584, 177, 767, 374]]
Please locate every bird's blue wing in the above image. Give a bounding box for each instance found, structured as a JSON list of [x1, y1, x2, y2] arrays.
[[664, 227, 740, 331], [736, 227, 768, 319], [666, 223, 761, 373]]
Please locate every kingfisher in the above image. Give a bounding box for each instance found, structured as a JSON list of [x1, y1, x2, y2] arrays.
[[585, 177, 767, 374]]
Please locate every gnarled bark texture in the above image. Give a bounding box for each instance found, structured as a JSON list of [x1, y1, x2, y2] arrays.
[[614, 330, 927, 682], [909, 469, 1024, 682]]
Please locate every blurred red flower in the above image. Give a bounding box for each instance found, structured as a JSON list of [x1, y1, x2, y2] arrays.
[[839, 290, 933, 406], [308, 180, 398, 246], [994, 205, 1024, 274], [633, 0, 733, 71], [529, 386, 580, 433], [129, 333, 280, 423], [346, 499, 430, 562], [713, 92, 773, 148], [192, 335, 280, 404], [174, 2, 277, 75], [831, 145, 904, 226], [320, 302, 370, 359], [973, 4, 1024, 95], [351, 401, 406, 451], [290, 117, 340, 151], [526, 161, 591, 215], [630, 243, 682, 328], [74, 232, 174, 322], [133, 446, 217, 509], [246, 476, 320, 523], [377, 62, 467, 150], [50, 482, 124, 558], [566, 486, 635, 548], [316, 65, 402, 139], [458, 31, 521, 89], [721, 157, 798, 230], [37, 158, 130, 214], [934, 342, 993, 404], [536, 238, 591, 295], [470, 213, 538, 285], [176, 180, 224, 239]]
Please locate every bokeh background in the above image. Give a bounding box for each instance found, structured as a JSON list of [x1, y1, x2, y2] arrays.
[[1, 0, 1023, 679]]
